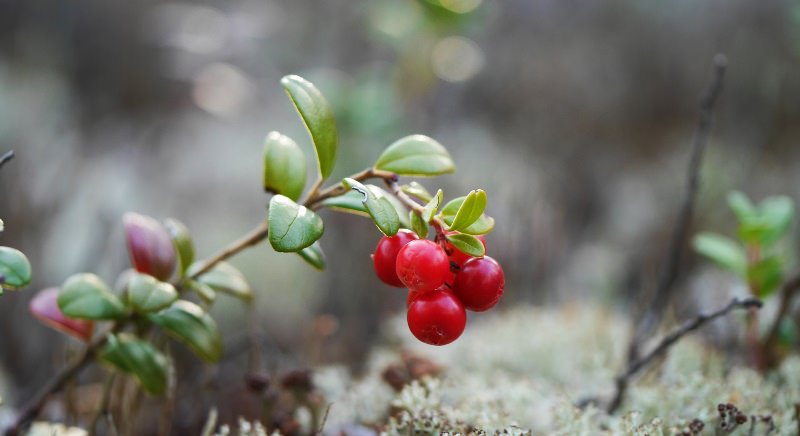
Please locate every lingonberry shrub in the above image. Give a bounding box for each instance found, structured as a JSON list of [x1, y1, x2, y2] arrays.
[[0, 73, 504, 434]]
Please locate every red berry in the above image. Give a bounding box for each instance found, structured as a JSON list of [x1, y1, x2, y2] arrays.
[[372, 230, 419, 287], [396, 240, 450, 290], [445, 232, 487, 267], [407, 290, 466, 346], [123, 213, 176, 282], [452, 256, 504, 312], [406, 280, 453, 308]]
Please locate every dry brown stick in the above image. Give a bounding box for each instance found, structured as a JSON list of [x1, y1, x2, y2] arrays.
[[607, 296, 762, 414], [627, 54, 728, 365]]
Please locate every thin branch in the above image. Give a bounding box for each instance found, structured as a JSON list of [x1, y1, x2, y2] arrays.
[[186, 221, 269, 280], [0, 150, 14, 170], [607, 297, 762, 414], [316, 403, 333, 435], [763, 274, 800, 361], [627, 54, 728, 364]]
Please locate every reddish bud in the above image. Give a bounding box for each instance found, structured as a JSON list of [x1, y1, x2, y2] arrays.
[[123, 213, 176, 281], [29, 288, 94, 341]]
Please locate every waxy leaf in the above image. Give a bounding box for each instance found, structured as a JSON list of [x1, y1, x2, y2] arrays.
[[280, 75, 338, 180], [127, 273, 178, 314], [401, 182, 433, 203], [374, 135, 454, 176], [692, 233, 747, 276], [343, 178, 400, 236], [0, 246, 32, 290], [440, 196, 495, 235], [319, 191, 369, 216], [448, 190, 487, 232], [263, 131, 307, 201], [410, 211, 429, 239], [123, 213, 176, 282], [164, 218, 195, 277], [297, 242, 326, 270], [148, 300, 222, 363], [192, 261, 252, 301], [367, 185, 410, 229], [445, 233, 486, 257], [268, 195, 324, 253], [747, 256, 783, 298], [101, 334, 168, 395], [30, 287, 94, 342], [58, 273, 127, 320], [186, 279, 216, 305], [422, 189, 443, 224]]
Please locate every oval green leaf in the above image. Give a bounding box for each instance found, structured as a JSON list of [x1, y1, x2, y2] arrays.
[[127, 273, 178, 314], [164, 218, 195, 277], [692, 233, 747, 276], [318, 191, 370, 216], [401, 182, 433, 203], [374, 135, 454, 176], [0, 246, 32, 290], [367, 185, 409, 229], [747, 256, 783, 298], [263, 131, 307, 201], [727, 191, 757, 221], [297, 242, 326, 270], [192, 261, 252, 301], [58, 273, 128, 320], [445, 233, 486, 257], [148, 300, 222, 363], [343, 178, 400, 236], [101, 334, 168, 395], [186, 279, 216, 305], [422, 189, 443, 223], [268, 195, 324, 253], [440, 196, 495, 235], [280, 75, 338, 180], [448, 190, 487, 232], [410, 211, 429, 239]]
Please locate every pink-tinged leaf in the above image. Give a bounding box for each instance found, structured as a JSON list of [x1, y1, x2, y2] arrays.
[[123, 213, 176, 281], [30, 288, 94, 342]]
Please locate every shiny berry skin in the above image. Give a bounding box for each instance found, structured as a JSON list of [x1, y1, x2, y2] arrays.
[[445, 232, 487, 267], [407, 290, 466, 346], [396, 240, 451, 290], [453, 256, 504, 312], [372, 230, 419, 287]]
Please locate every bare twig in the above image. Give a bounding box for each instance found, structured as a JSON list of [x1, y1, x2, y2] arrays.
[[627, 54, 728, 364], [185, 221, 269, 280], [0, 150, 14, 170], [316, 402, 333, 435], [607, 297, 762, 414], [763, 273, 800, 365]]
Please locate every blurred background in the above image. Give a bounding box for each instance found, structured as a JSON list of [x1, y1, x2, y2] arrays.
[[1, 0, 799, 433]]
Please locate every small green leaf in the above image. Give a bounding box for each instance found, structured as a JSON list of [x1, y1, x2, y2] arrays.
[[318, 191, 369, 216], [756, 196, 794, 245], [367, 185, 410, 229], [148, 300, 222, 363], [127, 273, 178, 314], [101, 334, 168, 396], [422, 189, 443, 223], [0, 246, 32, 290], [727, 191, 757, 221], [297, 242, 326, 270], [164, 219, 195, 277], [343, 178, 400, 236], [185, 280, 216, 305], [410, 211, 429, 239], [444, 233, 486, 257], [263, 131, 307, 201], [440, 195, 494, 235], [58, 273, 128, 320], [747, 256, 783, 298], [374, 135, 455, 176], [280, 75, 338, 180], [449, 190, 487, 232], [692, 233, 747, 276], [268, 195, 324, 253], [402, 182, 433, 202], [191, 261, 252, 301]]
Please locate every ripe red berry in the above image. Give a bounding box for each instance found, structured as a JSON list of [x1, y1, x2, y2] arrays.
[[445, 232, 487, 267], [396, 240, 450, 290], [452, 256, 504, 312], [407, 290, 466, 346], [372, 230, 419, 287]]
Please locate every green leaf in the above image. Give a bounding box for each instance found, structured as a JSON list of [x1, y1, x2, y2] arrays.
[[367, 185, 410, 229], [343, 178, 400, 236], [127, 273, 178, 314], [448, 190, 487, 232], [410, 211, 428, 239], [191, 261, 252, 301], [422, 189, 443, 223], [101, 334, 169, 396], [148, 300, 222, 363], [756, 196, 794, 245], [280, 75, 338, 180], [374, 135, 455, 176], [692, 233, 747, 276], [58, 273, 128, 320], [440, 196, 495, 235], [164, 218, 195, 277], [401, 182, 433, 202], [0, 246, 32, 290], [263, 131, 307, 201], [727, 191, 757, 221], [268, 195, 324, 253], [297, 242, 325, 270], [747, 256, 783, 298], [444, 233, 486, 257], [185, 280, 216, 305], [318, 191, 369, 216]]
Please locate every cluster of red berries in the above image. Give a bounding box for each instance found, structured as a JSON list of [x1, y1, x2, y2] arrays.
[[372, 229, 504, 346]]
